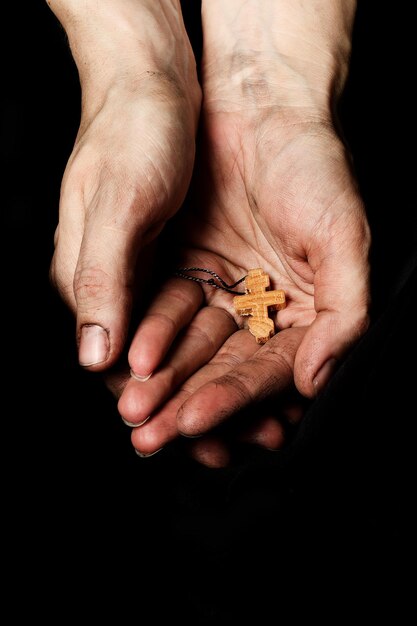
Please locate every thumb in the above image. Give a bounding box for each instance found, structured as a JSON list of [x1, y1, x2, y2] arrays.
[[294, 232, 371, 398], [74, 219, 143, 371], [294, 309, 368, 399]]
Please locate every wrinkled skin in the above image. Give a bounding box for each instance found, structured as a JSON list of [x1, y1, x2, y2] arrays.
[[116, 104, 370, 466]]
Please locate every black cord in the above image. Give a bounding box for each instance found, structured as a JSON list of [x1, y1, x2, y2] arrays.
[[173, 267, 247, 295]]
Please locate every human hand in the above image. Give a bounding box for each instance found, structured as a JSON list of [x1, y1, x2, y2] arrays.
[[116, 0, 370, 465], [109, 318, 308, 467], [48, 0, 201, 369], [117, 111, 369, 460], [195, 0, 371, 398]]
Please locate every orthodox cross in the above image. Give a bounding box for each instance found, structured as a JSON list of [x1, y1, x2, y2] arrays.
[[233, 268, 286, 344]]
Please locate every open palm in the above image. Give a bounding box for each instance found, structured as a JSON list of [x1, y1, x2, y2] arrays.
[[117, 107, 370, 465]]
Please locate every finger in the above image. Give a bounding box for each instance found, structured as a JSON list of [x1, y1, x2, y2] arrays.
[[131, 329, 259, 455], [184, 436, 232, 468], [128, 277, 203, 380], [238, 415, 286, 449], [286, 195, 370, 398], [72, 180, 166, 372], [281, 401, 306, 424], [74, 234, 135, 371], [103, 366, 131, 399], [118, 306, 237, 425], [185, 412, 288, 468], [185, 399, 305, 467], [294, 310, 368, 399], [177, 327, 306, 437], [186, 414, 285, 468], [294, 210, 371, 398]]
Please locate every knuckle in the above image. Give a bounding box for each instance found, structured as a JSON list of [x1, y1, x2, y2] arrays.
[[262, 331, 297, 372], [164, 284, 200, 310], [262, 360, 291, 395], [212, 352, 242, 369], [146, 312, 177, 335], [186, 323, 216, 353], [217, 373, 254, 404], [73, 266, 114, 306]]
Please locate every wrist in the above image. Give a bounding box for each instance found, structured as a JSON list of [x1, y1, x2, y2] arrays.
[[48, 0, 201, 115], [201, 0, 356, 116]]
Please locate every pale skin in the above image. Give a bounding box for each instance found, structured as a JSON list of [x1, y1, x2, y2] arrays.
[[48, 0, 201, 366], [49, 0, 370, 467]]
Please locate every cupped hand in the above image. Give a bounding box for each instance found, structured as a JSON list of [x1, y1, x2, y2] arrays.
[[109, 318, 307, 468], [117, 102, 370, 464]]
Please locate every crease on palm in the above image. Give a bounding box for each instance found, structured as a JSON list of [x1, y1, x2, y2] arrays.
[[177, 159, 316, 327]]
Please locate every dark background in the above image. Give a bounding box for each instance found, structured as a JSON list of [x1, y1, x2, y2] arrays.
[[3, 1, 416, 621]]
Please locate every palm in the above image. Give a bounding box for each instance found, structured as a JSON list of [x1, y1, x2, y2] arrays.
[[175, 109, 365, 337], [116, 108, 369, 466]]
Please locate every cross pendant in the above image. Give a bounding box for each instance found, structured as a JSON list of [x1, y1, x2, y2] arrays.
[[233, 268, 286, 344]]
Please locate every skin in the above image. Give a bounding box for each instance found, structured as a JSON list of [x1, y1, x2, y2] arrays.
[[118, 113, 370, 464], [47, 0, 201, 368], [117, 0, 371, 465], [48, 1, 371, 467]]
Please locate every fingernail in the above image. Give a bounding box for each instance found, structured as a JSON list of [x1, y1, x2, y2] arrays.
[[130, 369, 152, 382], [79, 324, 109, 366], [134, 447, 163, 458], [313, 358, 338, 396], [121, 416, 151, 428]]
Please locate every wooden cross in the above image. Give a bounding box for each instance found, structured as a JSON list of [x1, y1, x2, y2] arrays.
[[233, 268, 286, 344]]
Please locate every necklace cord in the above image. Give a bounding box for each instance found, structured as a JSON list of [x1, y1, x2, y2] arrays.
[[173, 267, 247, 295]]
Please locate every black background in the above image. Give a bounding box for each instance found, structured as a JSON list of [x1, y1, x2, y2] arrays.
[[3, 1, 416, 621]]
